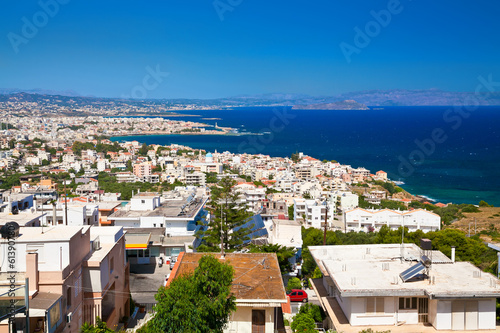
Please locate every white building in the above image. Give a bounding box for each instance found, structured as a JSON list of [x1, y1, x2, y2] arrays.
[[293, 198, 336, 229], [345, 208, 441, 233], [309, 243, 500, 331], [108, 191, 208, 237], [41, 201, 99, 226], [184, 172, 206, 186]]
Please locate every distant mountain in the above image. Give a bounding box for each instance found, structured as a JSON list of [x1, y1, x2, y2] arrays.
[[0, 88, 499, 112], [226, 89, 500, 107], [333, 89, 500, 106], [292, 100, 369, 110], [0, 88, 82, 97]]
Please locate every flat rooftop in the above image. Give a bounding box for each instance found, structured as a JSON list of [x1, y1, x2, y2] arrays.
[[310, 243, 500, 298], [0, 211, 45, 226], [97, 202, 121, 211], [16, 226, 90, 242], [110, 196, 208, 220], [273, 218, 300, 226]]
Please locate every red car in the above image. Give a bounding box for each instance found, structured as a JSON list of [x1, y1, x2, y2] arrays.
[[287, 289, 308, 302]]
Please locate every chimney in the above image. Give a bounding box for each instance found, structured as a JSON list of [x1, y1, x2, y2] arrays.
[[26, 252, 39, 296], [451, 246, 456, 263]]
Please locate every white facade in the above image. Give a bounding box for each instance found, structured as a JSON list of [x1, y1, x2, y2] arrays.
[[309, 244, 500, 331], [293, 198, 336, 229], [345, 208, 441, 233], [224, 307, 275, 333]]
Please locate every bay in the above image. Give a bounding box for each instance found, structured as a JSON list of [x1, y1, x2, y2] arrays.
[[111, 106, 500, 206]]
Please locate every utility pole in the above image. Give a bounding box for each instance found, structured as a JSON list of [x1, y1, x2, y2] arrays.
[[401, 215, 405, 263], [220, 204, 225, 258], [64, 180, 68, 225], [323, 202, 328, 245]]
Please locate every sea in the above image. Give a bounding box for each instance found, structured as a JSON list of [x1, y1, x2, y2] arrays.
[[110, 106, 500, 206]]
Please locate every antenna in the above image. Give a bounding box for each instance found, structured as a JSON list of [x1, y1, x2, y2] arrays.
[[400, 214, 405, 263]]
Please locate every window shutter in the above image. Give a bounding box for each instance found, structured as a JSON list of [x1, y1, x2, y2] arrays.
[[376, 297, 384, 313], [366, 298, 375, 313]]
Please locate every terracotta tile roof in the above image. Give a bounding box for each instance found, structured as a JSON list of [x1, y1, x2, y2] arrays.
[[172, 253, 286, 302]]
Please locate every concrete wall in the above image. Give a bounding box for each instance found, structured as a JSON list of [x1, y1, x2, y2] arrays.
[[1, 241, 71, 273], [478, 299, 496, 330], [428, 299, 438, 328], [224, 306, 275, 333], [434, 300, 452, 330], [350, 297, 395, 326], [114, 219, 140, 228], [165, 220, 192, 236], [140, 216, 165, 228]]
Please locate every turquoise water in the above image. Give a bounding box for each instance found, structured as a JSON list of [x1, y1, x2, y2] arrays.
[[111, 106, 500, 206]]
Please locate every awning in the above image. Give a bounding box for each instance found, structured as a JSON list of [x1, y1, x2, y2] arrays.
[[125, 233, 151, 250]]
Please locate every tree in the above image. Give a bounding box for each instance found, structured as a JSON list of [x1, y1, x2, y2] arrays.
[[139, 143, 149, 156], [290, 312, 316, 333], [298, 303, 325, 323], [196, 177, 253, 252], [286, 277, 302, 292], [288, 204, 294, 220], [141, 255, 236, 333]]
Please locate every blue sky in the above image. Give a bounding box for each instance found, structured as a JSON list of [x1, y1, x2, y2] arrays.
[[0, 0, 499, 99]]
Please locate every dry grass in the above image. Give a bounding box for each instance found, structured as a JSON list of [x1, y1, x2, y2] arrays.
[[447, 207, 500, 236]]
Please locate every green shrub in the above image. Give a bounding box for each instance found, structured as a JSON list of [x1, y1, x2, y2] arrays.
[[287, 277, 302, 292]]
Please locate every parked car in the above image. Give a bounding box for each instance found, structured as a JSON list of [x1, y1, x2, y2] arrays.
[[170, 256, 177, 269], [287, 289, 308, 302]]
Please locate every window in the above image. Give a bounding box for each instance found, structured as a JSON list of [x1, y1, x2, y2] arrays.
[[141, 200, 145, 204], [153, 223, 156, 227], [366, 297, 384, 314], [399, 297, 417, 310], [66, 287, 71, 308], [110, 257, 114, 274]]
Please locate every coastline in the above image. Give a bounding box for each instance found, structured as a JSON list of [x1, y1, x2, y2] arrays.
[[109, 135, 446, 205]]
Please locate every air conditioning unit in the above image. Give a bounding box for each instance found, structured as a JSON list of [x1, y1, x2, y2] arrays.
[[66, 312, 73, 323]]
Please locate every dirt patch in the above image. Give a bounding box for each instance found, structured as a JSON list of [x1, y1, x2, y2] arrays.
[[447, 207, 500, 235]]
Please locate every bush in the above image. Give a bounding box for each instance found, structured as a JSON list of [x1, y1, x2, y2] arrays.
[[290, 312, 315, 333], [299, 303, 325, 323], [287, 277, 302, 292], [461, 204, 481, 213]]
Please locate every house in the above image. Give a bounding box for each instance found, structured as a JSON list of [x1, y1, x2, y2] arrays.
[[169, 252, 287, 333], [309, 243, 500, 332], [82, 227, 130, 327], [0, 226, 128, 333], [345, 208, 441, 233], [108, 190, 209, 263]]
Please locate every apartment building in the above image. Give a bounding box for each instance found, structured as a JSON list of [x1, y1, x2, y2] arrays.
[[0, 225, 129, 333], [345, 208, 441, 233], [293, 198, 336, 229]]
